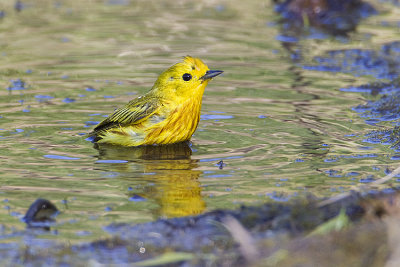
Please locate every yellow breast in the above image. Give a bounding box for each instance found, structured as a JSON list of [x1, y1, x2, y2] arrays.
[[144, 98, 202, 145]]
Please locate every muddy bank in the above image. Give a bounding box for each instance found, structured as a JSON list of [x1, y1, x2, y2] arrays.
[[1, 190, 399, 266]]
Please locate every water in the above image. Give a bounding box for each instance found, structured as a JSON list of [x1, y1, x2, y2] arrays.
[[0, 0, 398, 244]]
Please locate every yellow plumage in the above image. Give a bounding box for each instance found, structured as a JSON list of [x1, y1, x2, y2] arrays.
[[89, 56, 223, 146]]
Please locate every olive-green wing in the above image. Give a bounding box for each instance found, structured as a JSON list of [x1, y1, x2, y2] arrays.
[[91, 95, 160, 134]]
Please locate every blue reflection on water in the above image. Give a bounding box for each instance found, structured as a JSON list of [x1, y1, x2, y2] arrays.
[[200, 114, 234, 120], [44, 155, 80, 160]]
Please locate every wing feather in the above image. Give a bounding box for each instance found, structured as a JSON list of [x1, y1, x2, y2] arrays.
[[91, 95, 161, 134]]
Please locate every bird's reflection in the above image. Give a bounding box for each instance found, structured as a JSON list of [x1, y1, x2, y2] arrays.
[[94, 142, 205, 218]]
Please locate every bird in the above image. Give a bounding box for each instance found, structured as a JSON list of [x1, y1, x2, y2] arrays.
[[89, 56, 223, 146]]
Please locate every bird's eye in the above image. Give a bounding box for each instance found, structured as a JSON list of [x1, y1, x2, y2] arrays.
[[182, 73, 192, 81]]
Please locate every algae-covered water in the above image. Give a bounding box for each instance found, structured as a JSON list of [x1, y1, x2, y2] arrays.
[[0, 0, 399, 245]]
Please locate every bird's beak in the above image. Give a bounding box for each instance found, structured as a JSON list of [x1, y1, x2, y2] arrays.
[[200, 70, 223, 80]]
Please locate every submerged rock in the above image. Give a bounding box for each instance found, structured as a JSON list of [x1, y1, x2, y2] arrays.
[[343, 78, 400, 150], [22, 198, 59, 230], [303, 41, 400, 79], [354, 91, 400, 122], [363, 127, 400, 151], [305, 48, 396, 79], [341, 80, 400, 95]]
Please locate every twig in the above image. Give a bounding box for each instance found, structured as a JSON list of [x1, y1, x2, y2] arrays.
[[222, 215, 259, 262], [318, 165, 400, 207]]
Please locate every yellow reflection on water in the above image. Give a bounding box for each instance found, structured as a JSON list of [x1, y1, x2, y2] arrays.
[[95, 142, 205, 218]]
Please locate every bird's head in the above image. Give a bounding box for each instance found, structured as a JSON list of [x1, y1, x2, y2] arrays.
[[152, 56, 223, 100]]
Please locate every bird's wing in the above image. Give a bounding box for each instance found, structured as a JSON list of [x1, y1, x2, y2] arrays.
[[91, 95, 161, 134]]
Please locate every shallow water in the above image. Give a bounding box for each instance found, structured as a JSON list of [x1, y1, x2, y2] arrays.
[[0, 0, 399, 243]]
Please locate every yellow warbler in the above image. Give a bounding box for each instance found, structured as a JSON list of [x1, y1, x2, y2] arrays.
[[89, 56, 223, 146]]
